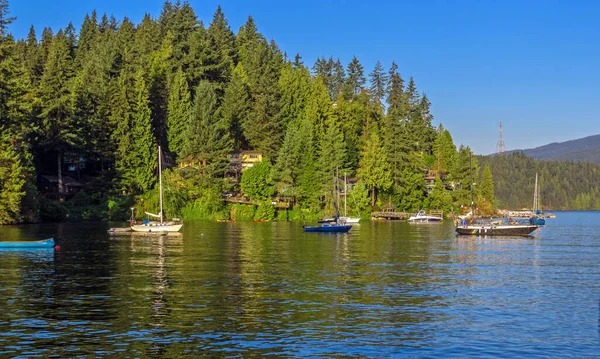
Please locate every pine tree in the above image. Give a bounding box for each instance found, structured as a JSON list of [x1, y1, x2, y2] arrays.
[[130, 71, 157, 193], [112, 72, 136, 192], [38, 30, 78, 198], [0, 0, 16, 39], [221, 63, 251, 150], [369, 60, 388, 107], [166, 68, 191, 157], [479, 164, 495, 206], [183, 80, 232, 177], [208, 5, 236, 80], [357, 125, 392, 206], [344, 56, 365, 98], [241, 37, 282, 159], [0, 128, 33, 224]]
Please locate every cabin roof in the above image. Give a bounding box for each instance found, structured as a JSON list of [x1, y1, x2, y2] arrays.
[[41, 175, 83, 187]]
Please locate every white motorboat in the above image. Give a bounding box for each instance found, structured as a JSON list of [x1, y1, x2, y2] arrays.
[[407, 210, 443, 223]]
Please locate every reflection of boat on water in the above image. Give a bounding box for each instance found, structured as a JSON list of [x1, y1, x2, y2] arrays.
[[408, 210, 442, 223], [0, 238, 55, 248], [108, 229, 170, 236]]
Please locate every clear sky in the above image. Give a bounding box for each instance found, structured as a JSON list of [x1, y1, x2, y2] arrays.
[[8, 0, 600, 155]]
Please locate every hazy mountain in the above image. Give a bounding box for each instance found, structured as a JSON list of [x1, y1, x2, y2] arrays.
[[505, 134, 600, 165]]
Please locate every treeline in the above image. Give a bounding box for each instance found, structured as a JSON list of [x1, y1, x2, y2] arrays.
[[0, 0, 492, 223], [479, 152, 600, 210]]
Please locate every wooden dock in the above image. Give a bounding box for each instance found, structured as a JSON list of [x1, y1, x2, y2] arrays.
[[371, 211, 408, 220]]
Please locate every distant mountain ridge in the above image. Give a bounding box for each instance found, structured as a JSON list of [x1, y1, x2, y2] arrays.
[[504, 134, 600, 165]]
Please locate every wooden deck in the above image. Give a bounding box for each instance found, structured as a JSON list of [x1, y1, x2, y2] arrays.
[[372, 209, 444, 220], [371, 211, 409, 220]]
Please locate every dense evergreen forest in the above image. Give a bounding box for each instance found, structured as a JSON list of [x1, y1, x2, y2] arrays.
[[0, 0, 594, 224], [479, 152, 600, 211]]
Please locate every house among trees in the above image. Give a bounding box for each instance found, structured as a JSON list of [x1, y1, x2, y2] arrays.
[[40, 175, 83, 200], [225, 150, 263, 180]]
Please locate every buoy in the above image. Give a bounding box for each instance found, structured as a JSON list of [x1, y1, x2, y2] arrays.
[[54, 245, 61, 251]]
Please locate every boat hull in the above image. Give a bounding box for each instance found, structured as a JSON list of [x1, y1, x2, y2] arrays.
[[131, 223, 182, 232], [408, 217, 442, 223], [456, 225, 539, 236], [339, 217, 360, 224], [0, 238, 55, 248], [303, 224, 352, 233]]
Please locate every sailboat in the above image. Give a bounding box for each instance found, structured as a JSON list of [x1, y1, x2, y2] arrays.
[[455, 153, 539, 236], [339, 172, 360, 224], [532, 173, 545, 226], [131, 146, 183, 233], [303, 169, 352, 233]]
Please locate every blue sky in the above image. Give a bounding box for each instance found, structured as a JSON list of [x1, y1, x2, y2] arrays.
[[8, 0, 600, 155]]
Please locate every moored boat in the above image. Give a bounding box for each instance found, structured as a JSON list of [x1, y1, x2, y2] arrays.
[[408, 210, 443, 223], [0, 238, 55, 248], [130, 146, 183, 233], [456, 222, 539, 236], [303, 223, 352, 233]]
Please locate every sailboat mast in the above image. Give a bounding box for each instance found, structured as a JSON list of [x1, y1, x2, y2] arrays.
[[344, 172, 347, 217], [159, 146, 163, 223], [533, 173, 539, 214], [470, 152, 474, 216]]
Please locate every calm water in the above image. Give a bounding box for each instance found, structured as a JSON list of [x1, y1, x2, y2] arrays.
[[1, 212, 599, 357]]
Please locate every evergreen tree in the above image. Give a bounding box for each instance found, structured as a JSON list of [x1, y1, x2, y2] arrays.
[[0, 128, 34, 224], [207, 5, 236, 82], [357, 125, 392, 206], [130, 71, 157, 193], [428, 178, 452, 214], [344, 56, 365, 98], [183, 80, 232, 177], [38, 30, 79, 198], [221, 63, 251, 150], [479, 164, 494, 206], [166, 68, 191, 157], [433, 124, 457, 177], [0, 0, 16, 39], [241, 36, 282, 159], [369, 60, 388, 107]]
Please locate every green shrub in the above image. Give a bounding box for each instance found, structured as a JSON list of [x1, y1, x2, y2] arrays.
[[254, 201, 275, 220], [39, 197, 68, 221], [230, 204, 255, 220]]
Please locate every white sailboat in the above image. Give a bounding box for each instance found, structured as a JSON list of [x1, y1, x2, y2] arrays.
[[339, 172, 360, 224], [131, 146, 183, 233]]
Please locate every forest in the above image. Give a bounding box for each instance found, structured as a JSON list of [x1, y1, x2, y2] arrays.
[[479, 152, 600, 211], [0, 0, 596, 224]]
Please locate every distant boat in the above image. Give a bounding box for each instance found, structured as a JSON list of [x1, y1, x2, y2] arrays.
[[303, 222, 352, 233], [0, 238, 55, 249], [131, 146, 183, 233], [408, 209, 443, 223], [532, 173, 546, 226], [456, 221, 539, 236], [339, 172, 361, 224], [455, 153, 540, 237]]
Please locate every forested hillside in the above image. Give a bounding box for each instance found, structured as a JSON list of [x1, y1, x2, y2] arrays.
[[479, 152, 600, 210], [1, 0, 495, 223], [507, 134, 600, 165]]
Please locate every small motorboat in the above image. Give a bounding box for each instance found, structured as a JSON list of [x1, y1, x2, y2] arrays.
[[407, 210, 443, 223], [0, 238, 55, 248]]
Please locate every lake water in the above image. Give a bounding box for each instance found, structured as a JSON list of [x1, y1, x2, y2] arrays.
[[1, 211, 599, 357]]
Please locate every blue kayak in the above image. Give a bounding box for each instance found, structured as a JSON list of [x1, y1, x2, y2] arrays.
[[0, 238, 55, 248], [303, 224, 352, 233]]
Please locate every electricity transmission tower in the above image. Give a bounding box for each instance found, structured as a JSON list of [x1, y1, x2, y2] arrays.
[[496, 122, 506, 155]]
